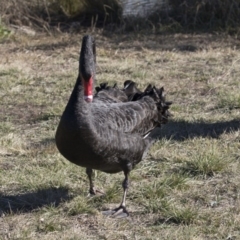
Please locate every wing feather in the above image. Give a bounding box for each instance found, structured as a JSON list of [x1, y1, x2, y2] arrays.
[[91, 96, 158, 136]]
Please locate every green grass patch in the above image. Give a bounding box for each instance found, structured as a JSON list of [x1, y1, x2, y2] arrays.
[[156, 205, 198, 225], [143, 198, 170, 214], [180, 152, 229, 178], [217, 92, 240, 109], [65, 196, 96, 216], [0, 22, 11, 39]]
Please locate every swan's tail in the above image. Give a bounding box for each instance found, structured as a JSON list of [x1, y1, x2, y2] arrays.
[[124, 81, 172, 125]]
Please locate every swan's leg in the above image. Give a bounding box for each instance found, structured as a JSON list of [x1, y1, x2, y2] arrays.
[[120, 173, 128, 208], [112, 170, 129, 217], [102, 170, 130, 218], [86, 168, 104, 196]]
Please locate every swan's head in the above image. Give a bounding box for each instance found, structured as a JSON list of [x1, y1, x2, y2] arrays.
[[80, 35, 96, 102]]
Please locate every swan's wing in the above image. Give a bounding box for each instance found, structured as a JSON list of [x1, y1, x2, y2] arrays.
[[94, 83, 128, 103], [91, 96, 160, 136]]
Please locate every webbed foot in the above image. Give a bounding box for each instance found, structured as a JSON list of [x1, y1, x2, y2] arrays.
[[102, 205, 129, 218], [88, 188, 105, 197]]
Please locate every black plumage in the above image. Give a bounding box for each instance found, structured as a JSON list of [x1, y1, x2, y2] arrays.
[[55, 35, 171, 218], [94, 82, 128, 103]]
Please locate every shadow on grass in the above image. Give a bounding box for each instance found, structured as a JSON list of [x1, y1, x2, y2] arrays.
[[102, 32, 240, 52], [161, 119, 240, 141], [0, 187, 72, 214]]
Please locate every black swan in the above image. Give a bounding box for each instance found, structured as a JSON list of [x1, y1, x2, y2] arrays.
[[55, 35, 172, 218]]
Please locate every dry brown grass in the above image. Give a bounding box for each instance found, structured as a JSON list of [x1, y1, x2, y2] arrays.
[[0, 31, 240, 239]]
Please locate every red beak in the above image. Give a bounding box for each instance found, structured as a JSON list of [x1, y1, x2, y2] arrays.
[[83, 76, 93, 102]]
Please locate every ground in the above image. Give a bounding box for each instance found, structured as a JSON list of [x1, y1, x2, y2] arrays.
[[0, 30, 240, 239]]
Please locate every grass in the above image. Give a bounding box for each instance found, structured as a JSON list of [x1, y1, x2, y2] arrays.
[[0, 21, 11, 40], [0, 31, 240, 239], [180, 148, 230, 178]]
